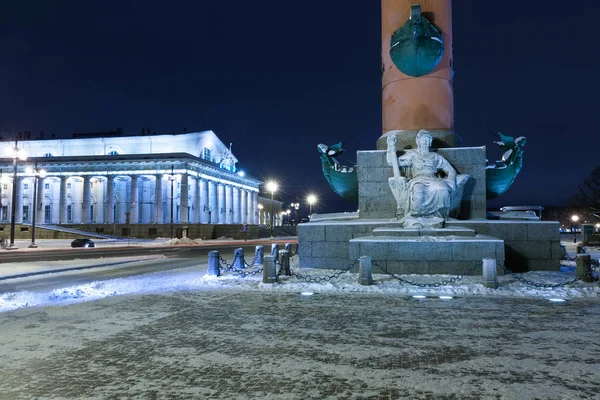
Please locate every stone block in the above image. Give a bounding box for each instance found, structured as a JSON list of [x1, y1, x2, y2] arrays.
[[507, 241, 551, 260], [313, 241, 348, 258], [325, 225, 356, 242], [524, 259, 561, 272], [358, 182, 380, 196], [527, 222, 560, 241], [357, 151, 386, 169], [429, 261, 479, 275], [299, 224, 325, 242], [391, 241, 454, 261], [488, 222, 528, 241], [385, 261, 430, 274], [356, 241, 390, 261], [298, 241, 312, 257], [447, 220, 491, 235], [451, 241, 498, 261], [550, 241, 564, 260], [367, 167, 393, 183]]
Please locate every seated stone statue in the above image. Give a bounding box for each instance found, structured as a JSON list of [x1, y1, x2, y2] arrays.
[[386, 129, 469, 228]]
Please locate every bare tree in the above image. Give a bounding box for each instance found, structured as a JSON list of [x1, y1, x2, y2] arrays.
[[573, 165, 600, 219]]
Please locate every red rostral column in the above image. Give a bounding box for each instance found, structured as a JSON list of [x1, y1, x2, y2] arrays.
[[378, 0, 459, 150]]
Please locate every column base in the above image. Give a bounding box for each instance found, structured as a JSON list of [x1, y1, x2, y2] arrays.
[[6, 244, 18, 250], [377, 129, 461, 150], [28, 243, 38, 248]]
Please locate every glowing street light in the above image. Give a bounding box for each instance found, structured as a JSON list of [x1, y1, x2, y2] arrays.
[[25, 162, 46, 248], [266, 181, 278, 239], [4, 141, 27, 250], [306, 194, 317, 219]]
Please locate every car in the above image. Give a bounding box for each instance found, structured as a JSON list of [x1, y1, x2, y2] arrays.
[[71, 238, 96, 248]]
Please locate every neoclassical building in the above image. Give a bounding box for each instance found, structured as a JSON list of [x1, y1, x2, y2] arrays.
[[0, 131, 262, 237]]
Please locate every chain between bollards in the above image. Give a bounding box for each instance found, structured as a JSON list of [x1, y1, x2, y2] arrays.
[[373, 260, 481, 287], [290, 259, 358, 283]]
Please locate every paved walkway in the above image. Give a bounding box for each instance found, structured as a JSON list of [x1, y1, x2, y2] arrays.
[[0, 288, 599, 399]]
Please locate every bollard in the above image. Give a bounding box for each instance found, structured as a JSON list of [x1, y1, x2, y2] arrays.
[[358, 256, 373, 286], [233, 248, 244, 269], [208, 251, 220, 277], [262, 255, 278, 283], [576, 254, 594, 283], [271, 243, 279, 259], [278, 250, 291, 276], [255, 245, 264, 265], [284, 243, 292, 254], [482, 258, 498, 289]]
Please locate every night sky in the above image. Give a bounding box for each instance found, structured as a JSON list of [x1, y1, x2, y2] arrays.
[[1, 1, 598, 215]]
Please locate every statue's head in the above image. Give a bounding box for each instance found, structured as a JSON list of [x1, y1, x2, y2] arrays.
[[416, 129, 432, 150]]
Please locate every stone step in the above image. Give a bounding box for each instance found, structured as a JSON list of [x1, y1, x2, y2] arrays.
[[372, 227, 476, 238], [349, 234, 504, 275]]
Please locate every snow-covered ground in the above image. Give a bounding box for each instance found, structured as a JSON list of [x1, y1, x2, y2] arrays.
[[1, 252, 598, 314]]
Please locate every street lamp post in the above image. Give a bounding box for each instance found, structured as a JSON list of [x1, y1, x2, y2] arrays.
[[266, 181, 277, 239], [571, 214, 580, 243], [26, 162, 46, 248], [5, 141, 27, 250]]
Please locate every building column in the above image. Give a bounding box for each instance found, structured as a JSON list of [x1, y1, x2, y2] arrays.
[[200, 179, 209, 223], [180, 173, 189, 224], [231, 186, 239, 224], [240, 189, 247, 224], [252, 192, 259, 224], [246, 191, 253, 224], [129, 175, 138, 224], [225, 184, 233, 224], [82, 176, 91, 223], [154, 174, 162, 224], [36, 177, 45, 224], [191, 176, 199, 223], [217, 183, 225, 224], [208, 180, 217, 224], [59, 177, 68, 224], [105, 176, 114, 224], [14, 177, 24, 223]]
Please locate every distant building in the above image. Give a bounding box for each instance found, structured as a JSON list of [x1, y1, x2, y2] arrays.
[[0, 131, 261, 233]]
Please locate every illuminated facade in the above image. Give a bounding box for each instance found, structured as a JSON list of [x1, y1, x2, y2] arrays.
[[0, 131, 261, 228]]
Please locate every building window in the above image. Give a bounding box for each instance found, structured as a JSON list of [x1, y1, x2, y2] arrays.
[[22, 206, 29, 222], [44, 183, 50, 189], [44, 153, 53, 157], [1, 206, 8, 221], [44, 205, 51, 223], [203, 148, 211, 161], [90, 205, 94, 221], [108, 150, 119, 156], [24, 183, 29, 190], [148, 228, 157, 236], [67, 205, 73, 222], [2, 184, 6, 190], [67, 183, 72, 189]]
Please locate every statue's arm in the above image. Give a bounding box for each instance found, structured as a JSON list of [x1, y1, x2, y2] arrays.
[[440, 158, 457, 189]]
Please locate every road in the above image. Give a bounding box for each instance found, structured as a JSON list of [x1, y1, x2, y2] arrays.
[[0, 240, 293, 294]]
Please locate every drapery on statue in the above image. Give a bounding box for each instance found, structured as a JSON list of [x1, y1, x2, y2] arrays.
[[386, 129, 469, 228]]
